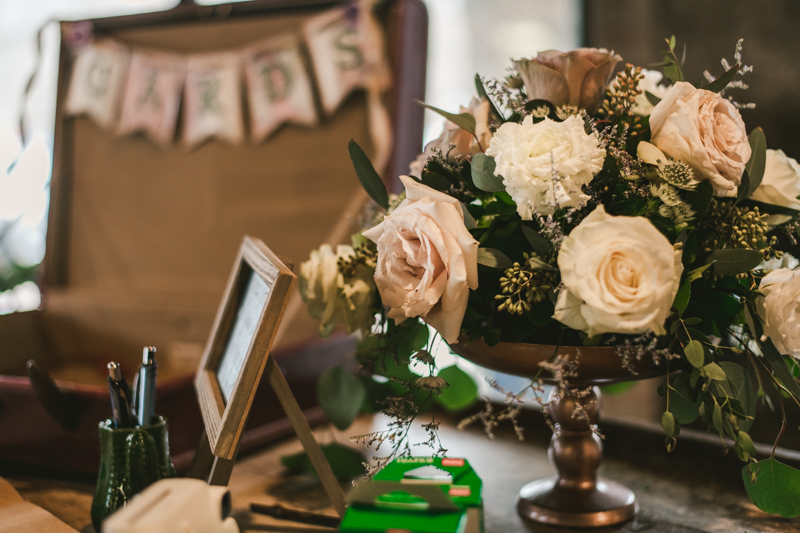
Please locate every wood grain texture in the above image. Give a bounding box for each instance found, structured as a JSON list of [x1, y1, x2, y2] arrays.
[[195, 236, 295, 460]]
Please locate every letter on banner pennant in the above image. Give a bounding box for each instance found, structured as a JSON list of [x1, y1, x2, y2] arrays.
[[183, 52, 244, 148], [65, 39, 130, 129], [304, 2, 390, 116], [117, 50, 186, 147], [244, 34, 317, 143]]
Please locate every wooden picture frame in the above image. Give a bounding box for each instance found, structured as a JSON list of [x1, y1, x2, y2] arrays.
[[195, 235, 295, 460], [191, 235, 346, 515]]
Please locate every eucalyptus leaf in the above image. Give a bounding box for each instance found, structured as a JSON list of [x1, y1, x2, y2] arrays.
[[416, 101, 476, 135], [668, 375, 702, 424], [673, 279, 691, 316], [706, 249, 763, 276], [703, 362, 727, 381], [474, 74, 505, 122], [685, 340, 705, 368], [743, 128, 767, 199], [461, 203, 477, 229], [317, 365, 366, 430], [687, 263, 713, 283], [477, 248, 513, 270], [435, 365, 479, 411], [645, 91, 662, 107], [700, 64, 740, 93], [735, 170, 751, 207], [471, 153, 505, 192], [686, 180, 713, 220], [712, 402, 724, 438], [742, 458, 800, 517], [349, 140, 389, 209], [738, 431, 757, 457], [397, 321, 429, 359], [661, 411, 676, 437], [521, 225, 552, 259], [718, 361, 756, 431]]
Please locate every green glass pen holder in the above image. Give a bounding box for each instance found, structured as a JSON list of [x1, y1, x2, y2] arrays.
[[90, 416, 175, 530]]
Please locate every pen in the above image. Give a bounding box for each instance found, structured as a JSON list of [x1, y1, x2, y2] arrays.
[[107, 362, 134, 428], [137, 346, 158, 427]]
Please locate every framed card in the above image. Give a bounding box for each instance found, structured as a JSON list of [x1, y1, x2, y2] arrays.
[[195, 236, 295, 459]]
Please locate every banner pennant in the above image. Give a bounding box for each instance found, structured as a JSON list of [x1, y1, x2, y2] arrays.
[[65, 39, 130, 129], [117, 50, 185, 147], [245, 34, 318, 143], [183, 52, 244, 149]]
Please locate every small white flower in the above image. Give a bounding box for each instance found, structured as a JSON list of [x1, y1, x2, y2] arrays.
[[485, 115, 606, 218]]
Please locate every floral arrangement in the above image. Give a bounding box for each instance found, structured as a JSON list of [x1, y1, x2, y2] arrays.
[[300, 37, 800, 516]]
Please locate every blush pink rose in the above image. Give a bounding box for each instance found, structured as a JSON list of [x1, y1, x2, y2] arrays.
[[649, 81, 751, 197], [514, 48, 621, 114], [362, 176, 479, 343]]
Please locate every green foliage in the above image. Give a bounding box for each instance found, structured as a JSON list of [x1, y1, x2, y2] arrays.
[[644, 91, 662, 107], [349, 140, 388, 209], [700, 64, 739, 93], [282, 442, 366, 480], [684, 340, 705, 368], [416, 101, 476, 136], [667, 374, 702, 424], [742, 128, 767, 201], [397, 321, 429, 359], [661, 411, 677, 437], [659, 35, 685, 83], [471, 154, 504, 192], [434, 365, 478, 411], [474, 74, 505, 122], [743, 459, 800, 518], [477, 248, 513, 269], [317, 365, 366, 430], [520, 225, 552, 259]]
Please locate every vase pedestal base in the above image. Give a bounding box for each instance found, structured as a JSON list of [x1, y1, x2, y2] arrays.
[[517, 478, 637, 527]]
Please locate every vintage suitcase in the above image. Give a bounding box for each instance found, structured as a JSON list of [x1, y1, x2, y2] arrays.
[[0, 0, 426, 474]]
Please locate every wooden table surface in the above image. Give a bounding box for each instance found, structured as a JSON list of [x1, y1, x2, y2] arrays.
[[3, 411, 799, 533]]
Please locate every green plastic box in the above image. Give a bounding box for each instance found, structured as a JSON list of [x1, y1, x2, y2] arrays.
[[340, 457, 483, 533]]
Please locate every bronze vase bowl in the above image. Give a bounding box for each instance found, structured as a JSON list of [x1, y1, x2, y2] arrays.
[[451, 339, 666, 528]]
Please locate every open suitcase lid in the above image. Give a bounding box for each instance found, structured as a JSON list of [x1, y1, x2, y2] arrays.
[[29, 0, 426, 375]]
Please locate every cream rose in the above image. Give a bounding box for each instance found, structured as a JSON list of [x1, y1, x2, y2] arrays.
[[514, 48, 621, 114], [362, 176, 479, 343], [750, 149, 800, 211], [299, 244, 376, 337], [554, 205, 683, 336], [485, 114, 605, 218], [409, 97, 493, 177], [758, 268, 800, 357], [649, 81, 751, 197]]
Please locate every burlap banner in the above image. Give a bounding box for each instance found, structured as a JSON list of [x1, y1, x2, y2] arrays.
[[63, 1, 390, 153]]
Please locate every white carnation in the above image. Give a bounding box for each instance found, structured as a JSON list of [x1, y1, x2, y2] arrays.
[[485, 115, 605, 218]]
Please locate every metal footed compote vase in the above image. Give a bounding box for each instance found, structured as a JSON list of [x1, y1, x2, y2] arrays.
[[452, 338, 666, 528]]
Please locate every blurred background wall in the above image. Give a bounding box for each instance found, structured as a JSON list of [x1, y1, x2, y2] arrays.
[[585, 0, 800, 154]]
